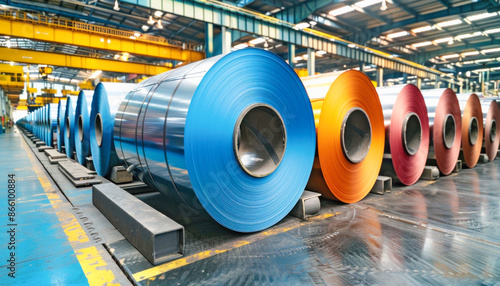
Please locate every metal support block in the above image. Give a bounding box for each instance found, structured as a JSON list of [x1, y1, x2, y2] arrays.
[[453, 160, 462, 173], [478, 154, 489, 164], [86, 156, 95, 171], [32, 138, 41, 143], [110, 166, 133, 184], [26, 133, 34, 138], [420, 166, 439, 181], [35, 141, 46, 147], [93, 183, 184, 265], [58, 160, 101, 187], [370, 176, 392, 195], [44, 149, 67, 159], [289, 190, 321, 219], [38, 146, 53, 152]]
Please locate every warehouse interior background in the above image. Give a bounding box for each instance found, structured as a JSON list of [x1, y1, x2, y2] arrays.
[[0, 0, 499, 121], [2, 0, 500, 285]]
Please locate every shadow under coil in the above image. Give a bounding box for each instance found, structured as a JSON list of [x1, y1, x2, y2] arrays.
[[113, 48, 316, 232]]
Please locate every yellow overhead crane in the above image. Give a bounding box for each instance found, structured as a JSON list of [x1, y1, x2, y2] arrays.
[[0, 47, 172, 75], [0, 11, 205, 63]]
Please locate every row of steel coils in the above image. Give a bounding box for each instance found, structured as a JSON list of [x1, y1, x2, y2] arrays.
[[17, 49, 500, 233]]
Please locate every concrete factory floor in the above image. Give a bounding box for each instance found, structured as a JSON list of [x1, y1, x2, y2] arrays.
[[2, 126, 500, 285]]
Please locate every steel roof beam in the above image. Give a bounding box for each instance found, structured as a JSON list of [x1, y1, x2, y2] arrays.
[[366, 1, 495, 38], [119, 0, 446, 79], [275, 0, 341, 24], [405, 39, 500, 63]]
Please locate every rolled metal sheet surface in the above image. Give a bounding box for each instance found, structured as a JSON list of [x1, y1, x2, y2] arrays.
[[114, 48, 316, 232], [74, 90, 94, 165], [64, 96, 78, 158], [377, 85, 430, 185], [46, 103, 58, 147], [57, 99, 67, 152], [302, 70, 385, 203], [90, 82, 136, 177], [480, 98, 500, 160], [460, 94, 484, 168], [421, 89, 462, 175]]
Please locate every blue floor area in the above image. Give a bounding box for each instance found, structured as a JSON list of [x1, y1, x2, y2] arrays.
[[0, 128, 93, 284]]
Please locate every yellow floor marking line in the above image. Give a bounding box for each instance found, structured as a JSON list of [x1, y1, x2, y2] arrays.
[[21, 136, 119, 286], [133, 212, 339, 282]]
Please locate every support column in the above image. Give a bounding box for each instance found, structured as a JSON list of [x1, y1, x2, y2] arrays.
[[402, 73, 408, 84], [205, 23, 214, 58], [435, 76, 440, 89], [459, 83, 463, 94], [307, 48, 315, 76], [466, 78, 469, 93], [221, 26, 232, 55], [359, 62, 365, 73], [376, 67, 383, 87], [416, 77, 422, 89], [288, 43, 295, 69]]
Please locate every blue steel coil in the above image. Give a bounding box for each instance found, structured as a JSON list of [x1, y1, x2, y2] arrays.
[[89, 83, 136, 177], [74, 90, 94, 165], [64, 96, 78, 158], [114, 48, 316, 232], [57, 99, 67, 152], [47, 103, 58, 147]]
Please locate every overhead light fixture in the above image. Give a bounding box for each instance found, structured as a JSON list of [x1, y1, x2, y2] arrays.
[[249, 38, 266, 45], [294, 22, 310, 29], [481, 47, 500, 53], [10, 61, 14, 66], [412, 41, 432, 48], [348, 43, 356, 48], [466, 12, 497, 21], [411, 25, 433, 33], [141, 25, 149, 31], [263, 41, 269, 48], [293, 56, 303, 61], [154, 10, 163, 18], [316, 50, 327, 55], [114, 54, 120, 60], [233, 43, 248, 49], [456, 32, 483, 39], [134, 32, 141, 37], [475, 58, 494, 63], [329, 6, 355, 17], [355, 0, 382, 8], [157, 20, 163, 29], [147, 15, 155, 25], [90, 70, 102, 79], [462, 51, 480, 57], [485, 28, 500, 34], [380, 0, 387, 11], [387, 31, 409, 38], [462, 61, 474, 65], [434, 37, 453, 43], [6, 39, 11, 48], [442, 54, 459, 59], [436, 19, 462, 27], [309, 21, 317, 26], [113, 0, 120, 11], [121, 52, 129, 61]]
